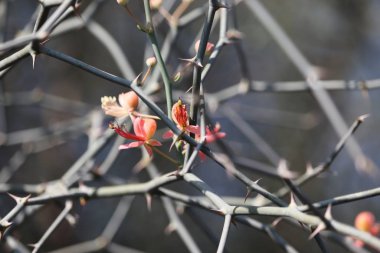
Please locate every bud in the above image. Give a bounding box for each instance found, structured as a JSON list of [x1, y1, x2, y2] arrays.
[[119, 91, 139, 112], [150, 0, 162, 10], [143, 118, 157, 140], [171, 99, 188, 129], [116, 0, 128, 5], [173, 72, 182, 83], [145, 56, 157, 67], [355, 211, 375, 232], [194, 40, 215, 56]]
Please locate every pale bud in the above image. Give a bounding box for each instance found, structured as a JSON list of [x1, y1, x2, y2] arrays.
[[146, 57, 157, 67], [150, 0, 162, 10]]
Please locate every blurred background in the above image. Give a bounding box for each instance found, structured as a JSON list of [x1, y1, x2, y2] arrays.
[[1, 0, 380, 252]]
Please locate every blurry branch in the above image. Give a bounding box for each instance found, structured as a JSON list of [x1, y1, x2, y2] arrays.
[[243, 0, 370, 173], [30, 200, 73, 253], [0, 0, 74, 52], [47, 197, 136, 253], [254, 114, 369, 206]]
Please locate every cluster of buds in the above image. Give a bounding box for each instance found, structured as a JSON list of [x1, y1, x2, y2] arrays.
[[354, 211, 380, 247]]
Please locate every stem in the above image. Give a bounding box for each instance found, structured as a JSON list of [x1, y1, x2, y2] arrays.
[[152, 146, 179, 165], [141, 66, 152, 84], [143, 0, 173, 118]]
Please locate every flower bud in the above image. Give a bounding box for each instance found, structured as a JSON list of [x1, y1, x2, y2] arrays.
[[150, 0, 162, 10], [194, 40, 215, 56], [146, 57, 157, 67], [119, 91, 139, 112], [172, 99, 188, 129], [355, 211, 375, 232]]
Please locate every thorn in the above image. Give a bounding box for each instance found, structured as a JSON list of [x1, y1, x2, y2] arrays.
[[131, 72, 142, 87], [324, 204, 332, 220], [226, 29, 244, 41], [308, 222, 326, 240], [28, 243, 37, 249], [288, 192, 298, 208], [145, 193, 152, 211], [0, 220, 12, 240], [271, 218, 283, 227], [30, 52, 36, 69], [164, 223, 176, 235], [7, 193, 30, 204], [277, 159, 298, 179], [244, 187, 252, 203], [358, 114, 370, 122], [178, 57, 203, 68], [306, 162, 314, 175]]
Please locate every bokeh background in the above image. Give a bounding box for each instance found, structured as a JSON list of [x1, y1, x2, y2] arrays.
[[1, 0, 380, 252]]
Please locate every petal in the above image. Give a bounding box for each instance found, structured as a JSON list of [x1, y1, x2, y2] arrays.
[[119, 141, 144, 150], [144, 144, 153, 157], [163, 130, 174, 139], [205, 131, 226, 143], [133, 117, 146, 138], [148, 139, 162, 146], [114, 127, 144, 141], [186, 125, 200, 135], [103, 105, 129, 118]]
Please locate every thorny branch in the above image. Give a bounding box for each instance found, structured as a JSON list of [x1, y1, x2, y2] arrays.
[[0, 0, 379, 252]]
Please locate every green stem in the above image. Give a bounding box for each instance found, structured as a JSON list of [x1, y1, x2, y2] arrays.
[[152, 146, 179, 165], [143, 0, 173, 118]]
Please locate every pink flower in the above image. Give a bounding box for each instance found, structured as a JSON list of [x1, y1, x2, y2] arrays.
[[204, 123, 226, 144], [101, 91, 139, 118], [197, 123, 226, 160], [111, 117, 161, 157]]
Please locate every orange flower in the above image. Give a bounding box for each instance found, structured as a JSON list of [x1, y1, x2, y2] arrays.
[[164, 99, 199, 140], [171, 99, 189, 129], [111, 117, 161, 156], [101, 91, 139, 118], [164, 100, 226, 160]]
